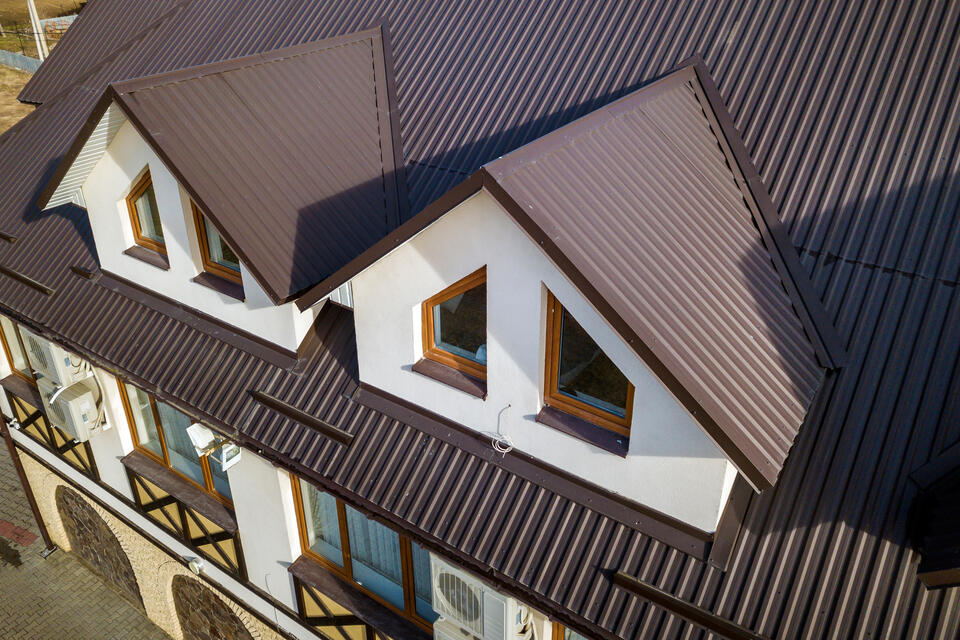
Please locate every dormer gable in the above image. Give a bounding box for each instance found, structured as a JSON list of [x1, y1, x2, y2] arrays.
[[326, 62, 844, 508], [39, 26, 404, 305]]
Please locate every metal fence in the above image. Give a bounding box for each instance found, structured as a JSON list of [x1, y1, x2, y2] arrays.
[[0, 49, 40, 73]]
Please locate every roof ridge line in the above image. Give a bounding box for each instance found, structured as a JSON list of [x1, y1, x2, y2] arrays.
[[20, 0, 196, 106], [110, 25, 384, 95]]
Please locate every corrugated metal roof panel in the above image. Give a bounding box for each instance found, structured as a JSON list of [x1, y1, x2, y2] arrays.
[[42, 28, 404, 304], [0, 1, 957, 638], [485, 68, 825, 489]]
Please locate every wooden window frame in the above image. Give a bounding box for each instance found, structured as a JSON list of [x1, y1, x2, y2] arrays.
[[291, 476, 434, 632], [421, 266, 487, 380], [543, 292, 634, 436], [192, 202, 242, 284], [126, 169, 166, 255], [0, 317, 35, 385], [118, 380, 231, 506]]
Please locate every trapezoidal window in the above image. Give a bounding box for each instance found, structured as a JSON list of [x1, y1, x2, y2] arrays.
[[544, 291, 634, 435], [192, 201, 241, 284], [125, 169, 165, 254], [421, 267, 487, 380]]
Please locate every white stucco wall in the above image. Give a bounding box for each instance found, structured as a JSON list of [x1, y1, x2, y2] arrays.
[[352, 191, 737, 530], [81, 118, 318, 352], [227, 452, 302, 609]]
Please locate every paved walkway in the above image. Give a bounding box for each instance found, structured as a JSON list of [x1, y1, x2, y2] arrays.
[[0, 443, 170, 640]]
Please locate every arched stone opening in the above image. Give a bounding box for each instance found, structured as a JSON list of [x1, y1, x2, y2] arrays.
[[55, 485, 144, 608], [171, 575, 255, 640]]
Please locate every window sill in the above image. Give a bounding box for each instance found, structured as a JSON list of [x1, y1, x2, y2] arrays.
[[123, 245, 169, 270], [191, 272, 244, 301], [536, 405, 629, 457], [412, 358, 486, 399], [289, 556, 431, 640], [120, 450, 237, 533], [0, 373, 41, 408]]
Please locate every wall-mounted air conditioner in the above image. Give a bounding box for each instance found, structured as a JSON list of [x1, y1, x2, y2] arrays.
[[38, 377, 98, 442], [187, 422, 241, 471], [19, 328, 89, 386], [432, 555, 530, 640]]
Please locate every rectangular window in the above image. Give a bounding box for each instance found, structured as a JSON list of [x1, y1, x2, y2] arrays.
[[120, 381, 231, 503], [421, 267, 487, 380], [0, 316, 34, 383], [292, 477, 438, 629], [193, 202, 241, 284], [126, 169, 166, 254], [544, 292, 634, 435]]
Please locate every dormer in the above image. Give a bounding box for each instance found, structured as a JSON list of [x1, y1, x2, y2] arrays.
[[300, 63, 845, 531], [36, 27, 405, 353]]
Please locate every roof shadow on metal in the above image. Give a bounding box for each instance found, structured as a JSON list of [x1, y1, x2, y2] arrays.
[[38, 25, 407, 305], [301, 61, 843, 491]]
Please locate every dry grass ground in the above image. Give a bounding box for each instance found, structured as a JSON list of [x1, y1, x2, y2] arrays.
[[0, 64, 32, 134], [0, 0, 80, 24]]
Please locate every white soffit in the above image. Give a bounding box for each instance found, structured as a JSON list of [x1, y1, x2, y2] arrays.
[[45, 102, 126, 210]]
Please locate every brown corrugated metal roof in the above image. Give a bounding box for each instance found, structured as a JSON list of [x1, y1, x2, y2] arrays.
[[484, 64, 829, 490], [0, 1, 959, 638], [40, 27, 405, 304]]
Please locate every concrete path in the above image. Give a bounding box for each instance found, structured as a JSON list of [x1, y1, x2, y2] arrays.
[[0, 444, 170, 640]]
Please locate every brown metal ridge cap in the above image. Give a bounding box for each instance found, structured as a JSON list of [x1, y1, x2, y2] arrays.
[[0, 264, 56, 296], [478, 168, 775, 492], [95, 269, 299, 369], [248, 390, 354, 446], [34, 89, 115, 211], [354, 382, 713, 557], [682, 56, 847, 370], [374, 20, 410, 227], [295, 172, 485, 310], [111, 26, 387, 95], [612, 572, 769, 640]]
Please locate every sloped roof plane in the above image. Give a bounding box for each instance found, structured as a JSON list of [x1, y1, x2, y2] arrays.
[[484, 63, 840, 490], [39, 26, 406, 304]]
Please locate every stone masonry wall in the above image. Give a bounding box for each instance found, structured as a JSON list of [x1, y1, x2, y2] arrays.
[[173, 574, 256, 640], [18, 450, 287, 640], [56, 484, 144, 609]]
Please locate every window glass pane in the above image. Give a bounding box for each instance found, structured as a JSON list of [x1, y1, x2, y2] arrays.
[[557, 308, 629, 417], [208, 454, 232, 502], [0, 317, 30, 377], [411, 542, 439, 622], [564, 629, 589, 640], [134, 182, 164, 244], [299, 481, 343, 567], [156, 401, 204, 485], [124, 385, 163, 459], [344, 505, 404, 610], [432, 282, 486, 364], [204, 217, 240, 272]]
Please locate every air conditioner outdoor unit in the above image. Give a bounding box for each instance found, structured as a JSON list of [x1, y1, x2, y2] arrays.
[[38, 377, 98, 442], [431, 555, 522, 640], [19, 328, 88, 386], [187, 423, 242, 471]]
